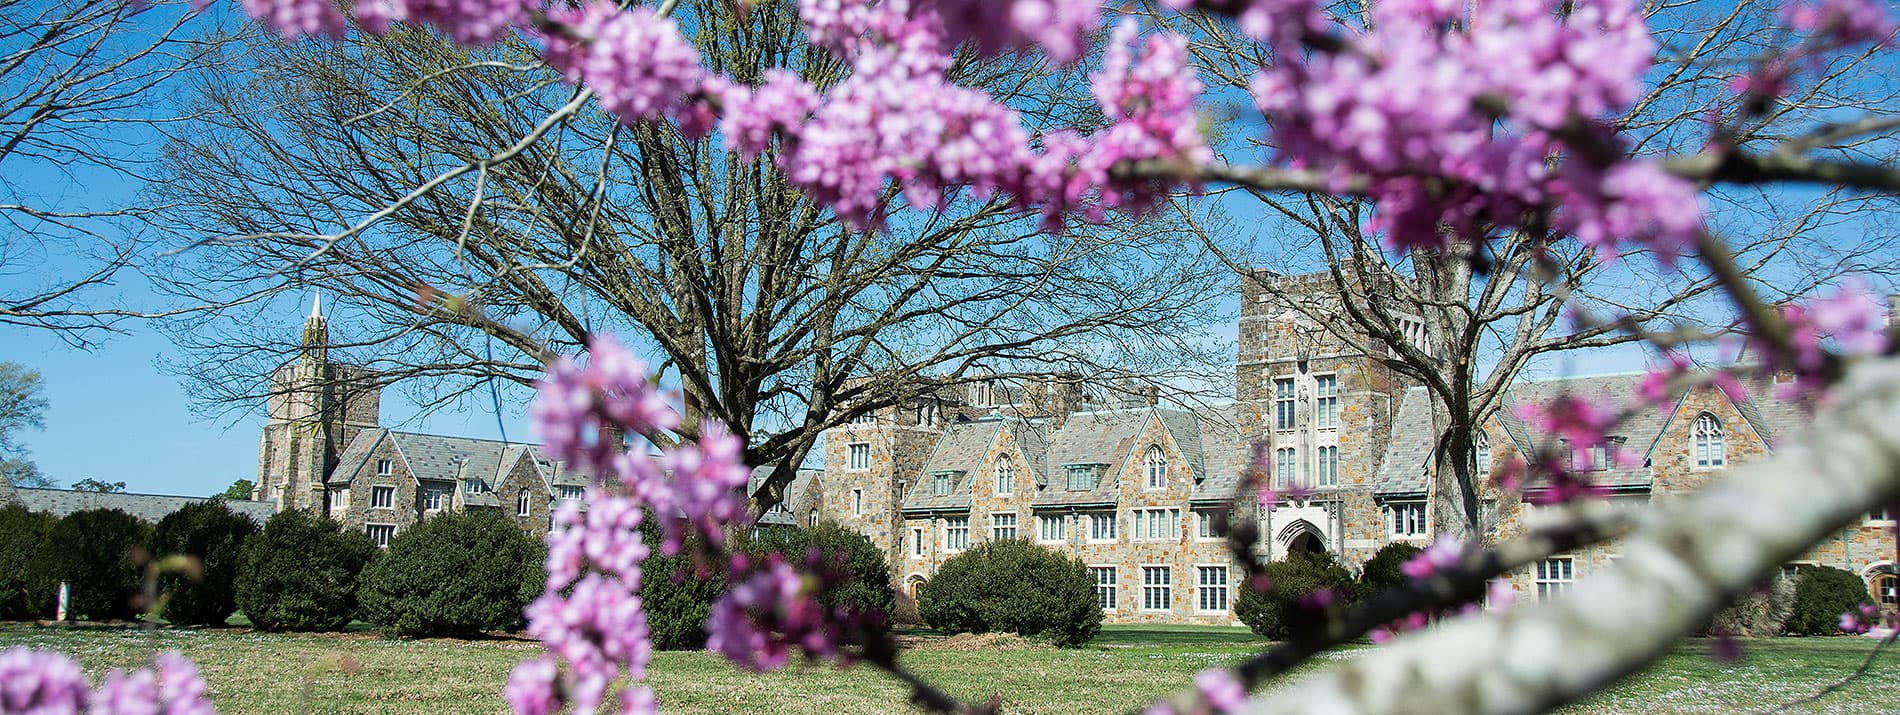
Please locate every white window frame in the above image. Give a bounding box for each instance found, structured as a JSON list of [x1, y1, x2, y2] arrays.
[[1140, 565, 1173, 612], [852, 488, 864, 516], [1313, 374, 1339, 429], [1315, 445, 1338, 487], [366, 523, 396, 548], [911, 528, 925, 556], [1144, 447, 1168, 490], [990, 512, 1018, 541], [1132, 508, 1180, 542], [944, 517, 969, 552], [420, 488, 445, 511], [1196, 565, 1230, 613], [1038, 514, 1066, 543], [1065, 466, 1095, 491], [1535, 557, 1574, 601], [1387, 501, 1426, 537], [516, 489, 531, 516], [370, 485, 394, 509], [1088, 512, 1118, 543], [1869, 507, 1893, 524], [1475, 432, 1491, 480], [1091, 566, 1118, 610], [1693, 413, 1726, 468], [850, 411, 877, 425], [847, 442, 872, 471], [1273, 378, 1296, 431], [559, 485, 585, 501], [376, 459, 392, 476], [1194, 508, 1226, 541], [1274, 447, 1297, 488], [463, 480, 485, 495], [328, 489, 347, 510], [995, 458, 1015, 496]]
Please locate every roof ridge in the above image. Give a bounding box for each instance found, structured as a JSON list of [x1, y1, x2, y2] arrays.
[[14, 487, 271, 503], [386, 429, 539, 446]]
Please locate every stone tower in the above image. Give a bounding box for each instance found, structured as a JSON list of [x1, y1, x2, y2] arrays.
[[1236, 270, 1414, 563], [822, 393, 951, 572], [255, 293, 381, 512]]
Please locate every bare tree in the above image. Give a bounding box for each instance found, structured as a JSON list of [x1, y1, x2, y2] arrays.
[[152, 3, 1233, 502], [1150, 0, 1900, 535], [0, 0, 232, 342]]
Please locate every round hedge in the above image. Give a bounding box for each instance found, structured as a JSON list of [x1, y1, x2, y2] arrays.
[[0, 504, 57, 620], [1785, 564, 1873, 635], [917, 538, 1100, 647], [235, 510, 379, 632], [1354, 542, 1423, 601], [358, 511, 545, 637], [1234, 551, 1356, 640], [743, 521, 895, 615], [149, 500, 260, 626], [46, 509, 150, 621]]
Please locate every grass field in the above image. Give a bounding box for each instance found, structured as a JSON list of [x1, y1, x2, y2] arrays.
[[1, 623, 1894, 714]]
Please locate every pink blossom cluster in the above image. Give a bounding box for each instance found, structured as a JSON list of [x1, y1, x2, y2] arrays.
[[706, 552, 848, 671], [541, 3, 717, 136], [352, 0, 535, 42], [1247, 0, 1703, 259], [1399, 535, 1463, 580], [1137, 668, 1246, 715], [1783, 0, 1898, 50], [1766, 279, 1893, 396], [1838, 602, 1888, 634], [0, 649, 214, 715], [528, 335, 680, 477]]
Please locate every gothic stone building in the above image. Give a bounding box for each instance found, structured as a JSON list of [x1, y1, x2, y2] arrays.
[[255, 298, 587, 545], [810, 272, 1900, 625]]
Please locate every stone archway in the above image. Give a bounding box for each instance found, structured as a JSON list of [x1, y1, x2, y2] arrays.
[[1278, 519, 1327, 555], [1864, 562, 1897, 608], [906, 574, 928, 600]]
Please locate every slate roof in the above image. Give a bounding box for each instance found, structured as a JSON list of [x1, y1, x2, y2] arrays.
[[331, 429, 572, 501], [1190, 405, 1242, 504], [1034, 408, 1153, 507], [902, 420, 1005, 511], [1373, 386, 1436, 496], [12, 487, 277, 524]]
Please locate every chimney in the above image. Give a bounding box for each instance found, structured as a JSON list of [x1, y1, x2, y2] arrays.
[[1142, 384, 1160, 407]]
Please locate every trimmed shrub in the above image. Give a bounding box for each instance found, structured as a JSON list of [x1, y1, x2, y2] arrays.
[[358, 511, 544, 637], [148, 501, 261, 626], [0, 504, 57, 620], [1354, 542, 1424, 601], [642, 545, 725, 651], [235, 510, 379, 632], [1235, 551, 1357, 640], [917, 539, 1100, 647], [1706, 576, 1796, 638], [46, 509, 150, 621], [743, 521, 896, 615], [1786, 565, 1874, 635]]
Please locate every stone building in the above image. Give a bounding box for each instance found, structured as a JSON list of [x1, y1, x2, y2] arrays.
[[812, 271, 1899, 624]]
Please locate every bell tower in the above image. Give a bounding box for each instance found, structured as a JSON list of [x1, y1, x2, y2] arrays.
[[255, 292, 380, 512]]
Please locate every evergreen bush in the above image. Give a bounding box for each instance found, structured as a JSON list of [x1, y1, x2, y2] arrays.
[[148, 501, 260, 626], [917, 538, 1100, 647], [1235, 551, 1357, 640], [358, 511, 545, 637], [743, 521, 896, 615], [234, 510, 379, 631], [0, 504, 57, 620], [1785, 564, 1874, 635], [1354, 542, 1424, 601], [46, 509, 150, 621]]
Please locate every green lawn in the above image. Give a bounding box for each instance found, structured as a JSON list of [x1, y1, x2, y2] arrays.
[[0, 623, 1892, 714]]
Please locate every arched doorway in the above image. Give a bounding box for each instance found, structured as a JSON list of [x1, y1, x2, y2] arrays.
[[1865, 563, 1898, 608], [906, 574, 928, 600], [1278, 519, 1327, 556]]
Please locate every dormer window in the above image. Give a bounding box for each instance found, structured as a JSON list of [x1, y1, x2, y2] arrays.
[[1144, 447, 1167, 490], [464, 479, 487, 495], [934, 472, 952, 496], [1065, 464, 1099, 491], [1693, 413, 1725, 468]]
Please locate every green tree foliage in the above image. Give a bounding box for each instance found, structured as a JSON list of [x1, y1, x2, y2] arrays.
[[235, 510, 378, 631], [1354, 542, 1424, 601], [1235, 551, 1357, 640], [46, 508, 150, 621], [71, 479, 127, 493], [217, 480, 255, 500], [743, 522, 895, 615], [148, 501, 260, 626], [918, 539, 1100, 647], [0, 504, 57, 619], [358, 511, 544, 637], [0, 363, 51, 488], [1785, 565, 1874, 636]]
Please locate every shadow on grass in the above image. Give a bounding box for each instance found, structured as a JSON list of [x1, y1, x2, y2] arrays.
[[1088, 624, 1269, 647]]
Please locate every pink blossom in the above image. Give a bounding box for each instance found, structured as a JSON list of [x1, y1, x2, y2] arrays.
[[542, 3, 710, 127], [0, 648, 89, 714], [239, 0, 346, 38], [1783, 0, 1898, 48], [502, 657, 560, 715], [1513, 393, 1619, 452], [1401, 536, 1464, 579], [1193, 668, 1248, 713]]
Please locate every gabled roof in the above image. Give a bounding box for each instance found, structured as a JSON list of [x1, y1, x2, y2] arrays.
[[12, 488, 276, 524], [750, 466, 823, 527], [1190, 405, 1242, 503], [1033, 407, 1153, 507], [902, 420, 1005, 511], [1374, 386, 1436, 496], [331, 429, 566, 498]]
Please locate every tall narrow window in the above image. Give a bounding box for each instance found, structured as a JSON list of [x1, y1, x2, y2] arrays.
[[944, 517, 969, 551], [995, 458, 1015, 496], [1144, 447, 1167, 490], [1089, 512, 1118, 542], [1387, 502, 1426, 537], [911, 528, 924, 556], [1314, 375, 1339, 429], [1274, 447, 1297, 488], [851, 488, 864, 516], [847, 443, 871, 470], [1274, 378, 1296, 430], [1092, 567, 1118, 610], [1141, 566, 1173, 611], [516, 489, 530, 516], [1194, 508, 1227, 540], [934, 472, 951, 495], [1038, 515, 1066, 542], [1693, 413, 1726, 468], [1132, 508, 1180, 541], [1475, 432, 1492, 479], [1535, 557, 1574, 600], [1315, 445, 1338, 486], [808, 509, 818, 527]]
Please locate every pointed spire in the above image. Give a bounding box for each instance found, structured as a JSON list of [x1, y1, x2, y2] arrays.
[[310, 288, 323, 319]]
